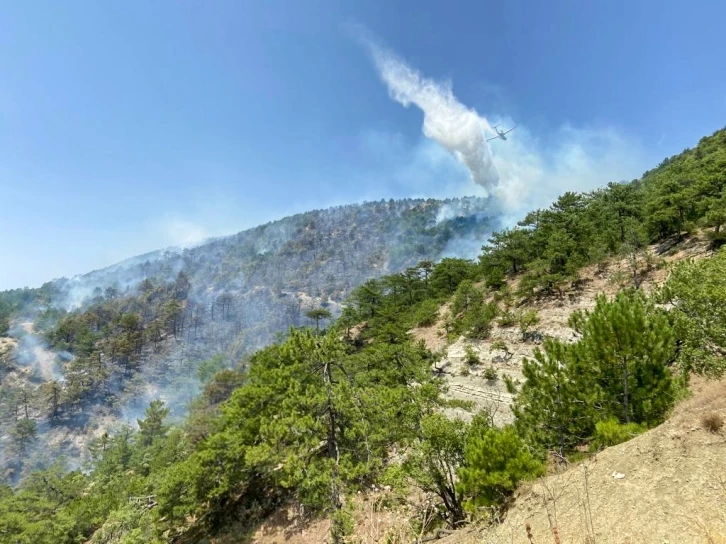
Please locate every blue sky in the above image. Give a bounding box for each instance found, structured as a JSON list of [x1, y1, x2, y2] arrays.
[[1, 0, 725, 290]]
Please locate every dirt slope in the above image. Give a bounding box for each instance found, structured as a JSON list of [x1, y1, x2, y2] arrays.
[[441, 377, 726, 544]]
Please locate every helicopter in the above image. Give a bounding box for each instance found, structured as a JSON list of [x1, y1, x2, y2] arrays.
[[486, 124, 516, 142]]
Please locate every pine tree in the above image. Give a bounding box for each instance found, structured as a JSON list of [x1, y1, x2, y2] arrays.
[[518, 309, 540, 341], [305, 308, 332, 333], [10, 418, 37, 455], [659, 249, 726, 376], [573, 291, 676, 425], [458, 425, 543, 510], [137, 400, 170, 446], [193, 328, 439, 542], [403, 414, 468, 526], [514, 339, 596, 454], [429, 258, 474, 296]]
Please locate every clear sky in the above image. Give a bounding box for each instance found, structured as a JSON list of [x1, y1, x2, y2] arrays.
[[1, 0, 725, 290]]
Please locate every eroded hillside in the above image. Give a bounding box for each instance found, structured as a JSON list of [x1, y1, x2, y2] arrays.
[[245, 232, 723, 544], [419, 232, 713, 427], [442, 376, 726, 544]]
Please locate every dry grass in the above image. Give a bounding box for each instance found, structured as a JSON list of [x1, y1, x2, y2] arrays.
[[701, 412, 724, 434], [246, 490, 435, 544], [435, 377, 726, 544]]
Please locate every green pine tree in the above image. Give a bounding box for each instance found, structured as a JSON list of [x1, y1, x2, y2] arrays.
[[514, 339, 596, 454], [659, 249, 726, 376], [403, 413, 468, 526], [137, 400, 170, 446], [572, 291, 676, 425], [457, 425, 543, 510]]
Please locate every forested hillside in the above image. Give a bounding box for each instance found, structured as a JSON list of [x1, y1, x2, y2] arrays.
[[0, 127, 725, 544], [0, 197, 492, 485]]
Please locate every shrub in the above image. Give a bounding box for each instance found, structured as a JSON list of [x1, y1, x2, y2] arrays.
[[518, 310, 540, 340], [464, 346, 480, 366], [485, 268, 506, 290], [502, 374, 518, 394], [483, 366, 498, 381], [462, 301, 498, 340], [458, 426, 544, 510], [490, 340, 508, 352], [413, 299, 440, 327], [447, 399, 476, 411], [0, 317, 9, 336], [591, 418, 646, 450], [498, 310, 517, 327], [701, 413, 724, 433]]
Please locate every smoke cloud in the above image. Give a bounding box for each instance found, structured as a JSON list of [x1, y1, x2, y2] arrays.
[[487, 122, 646, 222], [9, 322, 66, 382], [367, 44, 500, 193], [361, 37, 647, 220]]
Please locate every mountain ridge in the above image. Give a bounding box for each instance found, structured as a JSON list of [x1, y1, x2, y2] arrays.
[[0, 195, 493, 484]]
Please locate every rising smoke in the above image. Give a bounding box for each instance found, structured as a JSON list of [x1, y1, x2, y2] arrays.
[[366, 43, 500, 194], [362, 36, 647, 216]]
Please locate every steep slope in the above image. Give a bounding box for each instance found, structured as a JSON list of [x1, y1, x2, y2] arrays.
[[243, 233, 721, 544], [417, 232, 713, 426], [234, 375, 726, 544], [0, 196, 492, 484], [441, 376, 726, 544], [0, 128, 724, 544], [236, 128, 726, 544], [39, 196, 492, 318]]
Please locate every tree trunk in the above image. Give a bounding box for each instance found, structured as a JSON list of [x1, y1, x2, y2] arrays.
[[23, 389, 29, 419], [622, 358, 631, 424], [555, 381, 564, 456], [323, 361, 344, 543]]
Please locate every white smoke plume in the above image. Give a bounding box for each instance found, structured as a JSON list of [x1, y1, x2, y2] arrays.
[[9, 322, 66, 382], [361, 36, 647, 222], [367, 44, 500, 193], [486, 122, 646, 222]]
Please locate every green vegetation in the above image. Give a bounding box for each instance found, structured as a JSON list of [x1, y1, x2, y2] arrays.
[[0, 287, 40, 335], [448, 280, 499, 339], [4, 242, 716, 542], [591, 418, 646, 450], [305, 307, 332, 332], [0, 128, 725, 542], [0, 322, 446, 543], [402, 413, 468, 525], [0, 198, 496, 489], [479, 129, 726, 298], [658, 249, 726, 377], [464, 345, 480, 366], [402, 413, 543, 525], [458, 425, 543, 511], [33, 273, 194, 418], [518, 309, 540, 340], [515, 291, 677, 455]]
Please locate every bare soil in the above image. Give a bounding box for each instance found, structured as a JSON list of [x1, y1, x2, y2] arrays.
[[412, 233, 715, 426], [440, 376, 726, 544]]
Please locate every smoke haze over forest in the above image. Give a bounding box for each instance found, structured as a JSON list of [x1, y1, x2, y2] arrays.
[[3, 2, 724, 289]]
